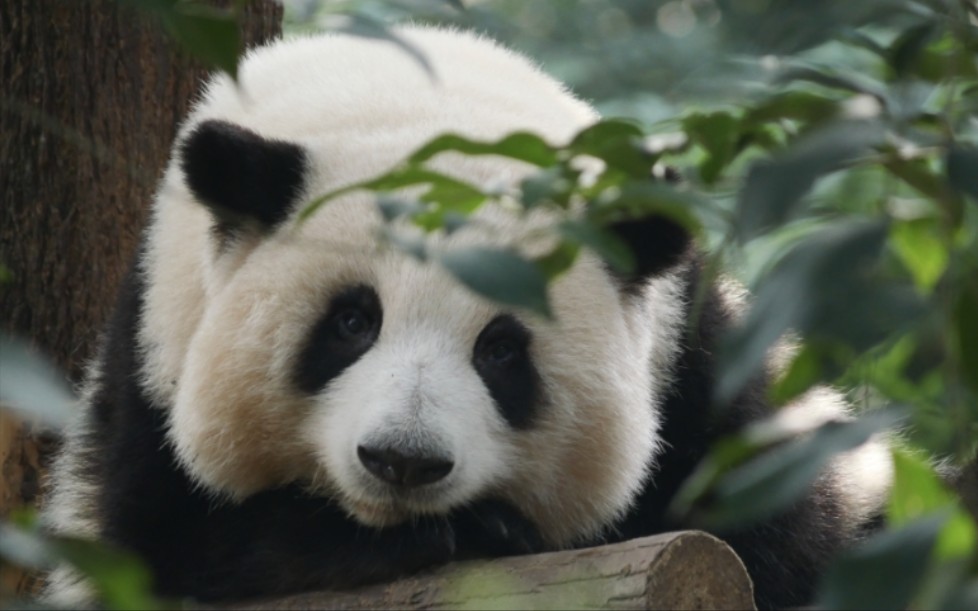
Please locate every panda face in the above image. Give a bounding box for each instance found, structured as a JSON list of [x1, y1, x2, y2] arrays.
[[152, 26, 688, 546], [297, 255, 525, 527]]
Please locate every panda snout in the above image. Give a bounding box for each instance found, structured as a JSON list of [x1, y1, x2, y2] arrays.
[[357, 444, 454, 488]]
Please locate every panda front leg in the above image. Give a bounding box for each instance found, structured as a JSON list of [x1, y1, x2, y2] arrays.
[[121, 486, 542, 602]]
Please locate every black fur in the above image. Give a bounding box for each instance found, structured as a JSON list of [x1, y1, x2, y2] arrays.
[[472, 314, 542, 429], [609, 259, 877, 609], [608, 215, 692, 295], [294, 284, 383, 394], [180, 120, 307, 240], [76, 263, 542, 603]]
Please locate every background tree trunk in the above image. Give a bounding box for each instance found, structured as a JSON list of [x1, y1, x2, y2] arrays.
[[0, 0, 282, 597]]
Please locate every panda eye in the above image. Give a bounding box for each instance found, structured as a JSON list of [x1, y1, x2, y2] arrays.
[[485, 340, 518, 366], [334, 308, 370, 340]]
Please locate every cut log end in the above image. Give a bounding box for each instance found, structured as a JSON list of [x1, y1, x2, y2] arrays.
[[213, 531, 755, 610]]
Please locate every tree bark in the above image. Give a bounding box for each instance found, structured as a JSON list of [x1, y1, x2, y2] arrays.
[[213, 532, 756, 611], [0, 0, 282, 598]]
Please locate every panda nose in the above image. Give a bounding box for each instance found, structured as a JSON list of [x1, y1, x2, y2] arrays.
[[357, 444, 454, 487]]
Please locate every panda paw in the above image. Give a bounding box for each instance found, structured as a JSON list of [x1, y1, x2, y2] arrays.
[[453, 498, 545, 558]]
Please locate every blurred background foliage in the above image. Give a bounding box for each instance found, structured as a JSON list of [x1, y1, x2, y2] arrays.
[[1, 0, 976, 608]]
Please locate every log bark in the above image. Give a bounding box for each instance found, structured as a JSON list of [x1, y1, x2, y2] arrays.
[[215, 532, 756, 611]]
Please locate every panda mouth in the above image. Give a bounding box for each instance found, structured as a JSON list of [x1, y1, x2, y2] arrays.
[[347, 498, 408, 527], [345, 486, 457, 527]]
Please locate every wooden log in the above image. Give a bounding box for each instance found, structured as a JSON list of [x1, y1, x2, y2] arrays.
[[216, 531, 755, 611]]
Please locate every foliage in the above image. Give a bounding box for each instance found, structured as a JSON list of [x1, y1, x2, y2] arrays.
[[2, 0, 977, 608]]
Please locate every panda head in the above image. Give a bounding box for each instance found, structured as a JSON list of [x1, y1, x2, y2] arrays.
[[149, 27, 691, 546]]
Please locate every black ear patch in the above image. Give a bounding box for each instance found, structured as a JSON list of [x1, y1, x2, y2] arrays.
[[180, 120, 307, 236], [609, 214, 692, 294]]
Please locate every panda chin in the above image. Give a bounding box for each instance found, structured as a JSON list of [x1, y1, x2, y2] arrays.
[[346, 499, 409, 528], [343, 486, 463, 528]]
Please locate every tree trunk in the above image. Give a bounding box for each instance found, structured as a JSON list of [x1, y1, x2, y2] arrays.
[[211, 532, 756, 611], [0, 0, 282, 597]]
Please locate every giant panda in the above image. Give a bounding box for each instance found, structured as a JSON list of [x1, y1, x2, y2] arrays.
[[43, 25, 892, 609]]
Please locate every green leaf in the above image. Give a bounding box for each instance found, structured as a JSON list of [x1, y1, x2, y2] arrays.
[[682, 111, 741, 184], [736, 120, 885, 240], [375, 196, 424, 222], [365, 166, 482, 197], [438, 247, 551, 317], [409, 132, 558, 167], [569, 119, 648, 176], [0, 262, 11, 284], [1, 515, 161, 610], [0, 519, 54, 569], [718, 220, 925, 404], [696, 409, 905, 529], [890, 219, 949, 291], [888, 22, 939, 77], [776, 65, 887, 100], [53, 537, 158, 610], [889, 449, 977, 561], [743, 90, 840, 126], [947, 145, 978, 202], [557, 220, 635, 274], [534, 241, 580, 280], [769, 341, 850, 405], [520, 166, 572, 208], [161, 5, 241, 78], [818, 513, 947, 610], [588, 182, 707, 235], [0, 335, 75, 428], [885, 155, 957, 202], [955, 280, 978, 393]]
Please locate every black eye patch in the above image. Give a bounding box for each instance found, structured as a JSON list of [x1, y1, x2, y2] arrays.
[[472, 314, 542, 429], [294, 285, 382, 394]]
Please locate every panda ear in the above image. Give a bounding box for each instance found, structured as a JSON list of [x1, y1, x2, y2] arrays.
[[179, 120, 307, 236], [607, 214, 692, 293]]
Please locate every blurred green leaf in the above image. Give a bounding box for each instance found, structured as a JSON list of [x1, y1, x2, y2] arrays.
[[889, 448, 977, 561], [569, 119, 648, 176], [947, 145, 978, 202], [955, 280, 978, 393], [888, 21, 939, 77], [743, 90, 840, 126], [818, 513, 947, 610], [520, 166, 573, 208], [776, 65, 887, 100], [53, 537, 158, 610], [719, 220, 924, 403], [162, 4, 241, 78], [376, 196, 424, 222], [690, 409, 905, 529], [884, 155, 956, 200], [736, 120, 885, 240], [769, 341, 850, 405], [1, 513, 161, 610], [0, 519, 54, 570], [0, 335, 75, 428], [557, 220, 634, 274], [439, 247, 551, 317], [533, 240, 580, 280], [682, 111, 741, 184], [588, 182, 707, 235], [890, 219, 948, 291], [0, 262, 11, 284], [409, 132, 558, 167]]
